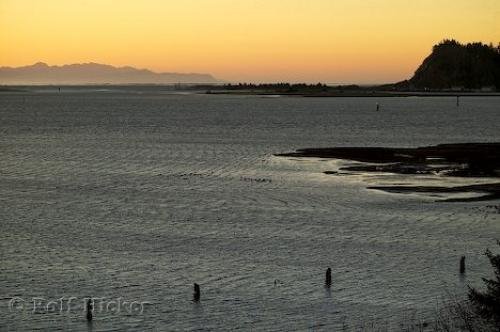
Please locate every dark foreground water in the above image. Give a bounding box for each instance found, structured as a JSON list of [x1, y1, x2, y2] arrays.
[[1, 88, 499, 331]]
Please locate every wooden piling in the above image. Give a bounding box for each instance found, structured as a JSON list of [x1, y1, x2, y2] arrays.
[[193, 283, 201, 302], [460, 256, 466, 274], [325, 268, 332, 287], [86, 299, 93, 321]]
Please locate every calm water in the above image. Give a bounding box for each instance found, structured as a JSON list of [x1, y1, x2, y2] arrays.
[[1, 88, 499, 331]]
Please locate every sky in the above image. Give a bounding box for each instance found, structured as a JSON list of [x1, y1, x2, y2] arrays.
[[1, 0, 499, 83]]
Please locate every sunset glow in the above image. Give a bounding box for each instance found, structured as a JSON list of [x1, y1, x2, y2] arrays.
[[1, 0, 499, 83]]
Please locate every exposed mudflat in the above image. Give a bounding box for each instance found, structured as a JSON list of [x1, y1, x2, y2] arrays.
[[277, 143, 500, 201]]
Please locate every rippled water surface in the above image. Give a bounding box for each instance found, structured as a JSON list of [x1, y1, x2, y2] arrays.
[[1, 88, 499, 331]]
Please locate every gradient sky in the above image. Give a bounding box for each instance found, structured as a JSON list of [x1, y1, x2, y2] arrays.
[[1, 0, 499, 83]]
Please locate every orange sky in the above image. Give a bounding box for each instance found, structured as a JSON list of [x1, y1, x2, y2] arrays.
[[1, 0, 499, 83]]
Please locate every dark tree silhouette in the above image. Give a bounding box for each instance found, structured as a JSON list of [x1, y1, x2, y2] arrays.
[[410, 40, 500, 90], [468, 241, 500, 328]]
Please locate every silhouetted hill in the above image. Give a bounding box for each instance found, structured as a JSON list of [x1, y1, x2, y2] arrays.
[[407, 40, 500, 90], [0, 62, 219, 85]]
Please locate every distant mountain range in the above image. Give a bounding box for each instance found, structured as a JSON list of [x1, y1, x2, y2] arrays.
[[0, 62, 219, 85], [396, 40, 500, 91]]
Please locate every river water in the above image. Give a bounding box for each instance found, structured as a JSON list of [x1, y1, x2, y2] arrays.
[[1, 88, 499, 331]]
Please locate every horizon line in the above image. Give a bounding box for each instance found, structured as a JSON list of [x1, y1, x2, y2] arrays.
[[0, 61, 409, 85]]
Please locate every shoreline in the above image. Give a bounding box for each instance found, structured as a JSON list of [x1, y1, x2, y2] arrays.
[[369, 183, 500, 202], [1, 85, 500, 97], [205, 90, 500, 97], [276, 143, 500, 202]]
